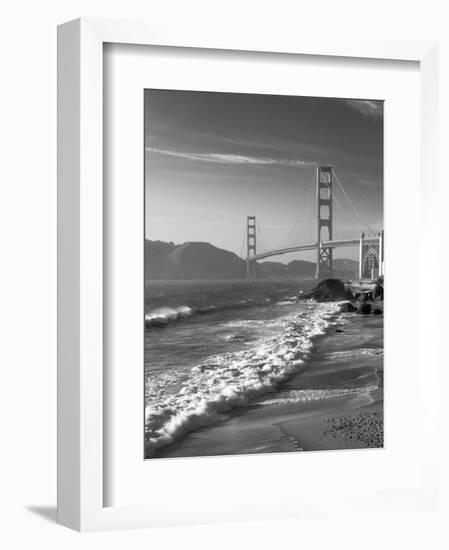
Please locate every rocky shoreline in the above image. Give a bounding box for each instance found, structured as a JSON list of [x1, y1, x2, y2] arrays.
[[301, 276, 384, 316]]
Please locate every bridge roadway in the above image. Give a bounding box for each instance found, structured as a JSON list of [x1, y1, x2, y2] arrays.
[[248, 237, 379, 262]]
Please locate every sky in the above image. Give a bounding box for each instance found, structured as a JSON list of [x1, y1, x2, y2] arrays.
[[145, 90, 383, 262]]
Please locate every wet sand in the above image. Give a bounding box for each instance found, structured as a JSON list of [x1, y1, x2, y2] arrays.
[[153, 307, 383, 458]]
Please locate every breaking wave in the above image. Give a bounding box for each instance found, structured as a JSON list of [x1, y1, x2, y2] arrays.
[[145, 304, 223, 327], [145, 302, 340, 456], [145, 295, 306, 328], [145, 306, 194, 327]]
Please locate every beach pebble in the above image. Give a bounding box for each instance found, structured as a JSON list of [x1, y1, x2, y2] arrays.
[[357, 302, 372, 315], [338, 302, 357, 313]]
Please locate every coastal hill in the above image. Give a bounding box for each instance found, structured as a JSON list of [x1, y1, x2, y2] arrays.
[[145, 240, 246, 279], [145, 239, 358, 280]]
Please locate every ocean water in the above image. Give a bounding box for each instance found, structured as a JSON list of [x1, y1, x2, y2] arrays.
[[144, 279, 343, 457]]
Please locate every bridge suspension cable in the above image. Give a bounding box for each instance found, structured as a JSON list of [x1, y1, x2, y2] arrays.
[[322, 173, 353, 240], [277, 170, 316, 249], [284, 201, 315, 248], [239, 224, 247, 258], [332, 169, 377, 237], [255, 219, 275, 253]]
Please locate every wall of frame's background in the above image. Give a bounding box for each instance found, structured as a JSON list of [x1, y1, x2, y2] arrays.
[[1, 0, 448, 548]]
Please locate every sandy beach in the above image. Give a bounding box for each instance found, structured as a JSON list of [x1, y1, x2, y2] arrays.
[[152, 304, 383, 458]]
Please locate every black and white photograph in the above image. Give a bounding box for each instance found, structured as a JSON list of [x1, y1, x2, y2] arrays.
[[4, 2, 447, 542], [144, 90, 384, 459]]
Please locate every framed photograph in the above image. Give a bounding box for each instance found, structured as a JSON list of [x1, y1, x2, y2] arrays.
[[58, 18, 440, 530], [143, 89, 385, 460]]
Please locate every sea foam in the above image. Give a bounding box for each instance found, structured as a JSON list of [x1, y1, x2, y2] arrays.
[[145, 301, 340, 456], [258, 385, 379, 406]]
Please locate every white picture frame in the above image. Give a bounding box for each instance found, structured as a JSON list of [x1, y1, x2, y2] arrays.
[[57, 17, 439, 531]]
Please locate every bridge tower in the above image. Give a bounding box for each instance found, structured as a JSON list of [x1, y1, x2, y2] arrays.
[[379, 230, 384, 277], [315, 166, 333, 279], [358, 231, 384, 280], [246, 215, 257, 277]]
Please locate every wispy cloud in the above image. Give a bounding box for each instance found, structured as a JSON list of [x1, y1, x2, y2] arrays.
[[146, 146, 316, 168], [344, 99, 383, 119], [146, 129, 327, 162]]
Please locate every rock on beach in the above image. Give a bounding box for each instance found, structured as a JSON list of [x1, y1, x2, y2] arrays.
[[303, 278, 352, 302], [338, 302, 357, 313], [357, 302, 372, 315]]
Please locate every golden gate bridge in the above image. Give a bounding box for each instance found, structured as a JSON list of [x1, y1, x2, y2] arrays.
[[241, 166, 384, 280]]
